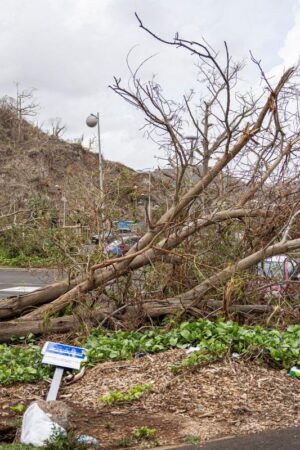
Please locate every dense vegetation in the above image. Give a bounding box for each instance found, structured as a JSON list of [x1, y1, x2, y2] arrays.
[[1, 319, 300, 385]]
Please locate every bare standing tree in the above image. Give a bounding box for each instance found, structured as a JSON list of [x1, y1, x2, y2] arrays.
[[14, 82, 39, 141], [48, 117, 67, 138]]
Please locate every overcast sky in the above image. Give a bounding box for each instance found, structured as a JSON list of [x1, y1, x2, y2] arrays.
[[0, 0, 299, 169]]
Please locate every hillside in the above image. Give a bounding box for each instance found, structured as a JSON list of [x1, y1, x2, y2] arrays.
[[0, 104, 153, 227], [0, 103, 246, 232]]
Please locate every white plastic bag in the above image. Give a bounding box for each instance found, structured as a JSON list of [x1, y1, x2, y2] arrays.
[[186, 346, 200, 355], [21, 402, 65, 447]]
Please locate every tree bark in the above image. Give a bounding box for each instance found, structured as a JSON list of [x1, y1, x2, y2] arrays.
[[0, 279, 78, 320], [0, 309, 110, 343], [205, 300, 274, 313]]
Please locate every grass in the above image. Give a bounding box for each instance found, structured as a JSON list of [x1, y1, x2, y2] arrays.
[[183, 434, 201, 445], [113, 427, 158, 448], [0, 252, 52, 268], [100, 384, 152, 405], [0, 446, 38, 449]]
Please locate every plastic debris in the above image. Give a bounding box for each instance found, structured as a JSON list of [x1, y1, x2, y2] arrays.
[[232, 352, 240, 360], [21, 402, 65, 447], [290, 366, 300, 379], [134, 352, 148, 358], [186, 346, 200, 355], [77, 434, 98, 445]]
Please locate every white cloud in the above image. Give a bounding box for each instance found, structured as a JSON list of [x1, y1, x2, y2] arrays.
[[0, 0, 296, 169], [278, 0, 300, 67]]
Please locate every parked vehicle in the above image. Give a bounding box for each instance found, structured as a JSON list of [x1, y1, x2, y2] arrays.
[[255, 255, 300, 297], [104, 235, 140, 257], [118, 227, 132, 235], [91, 234, 100, 245], [91, 233, 116, 245]]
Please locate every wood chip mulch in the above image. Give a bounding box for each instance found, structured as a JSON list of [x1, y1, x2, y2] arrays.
[[1, 349, 300, 447]]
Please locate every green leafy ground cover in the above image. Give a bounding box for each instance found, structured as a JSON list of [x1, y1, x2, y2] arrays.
[[0, 249, 51, 268], [1, 320, 300, 385]]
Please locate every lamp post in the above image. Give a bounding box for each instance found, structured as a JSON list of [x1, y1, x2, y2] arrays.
[[138, 168, 153, 231], [61, 196, 67, 228], [86, 113, 104, 202]]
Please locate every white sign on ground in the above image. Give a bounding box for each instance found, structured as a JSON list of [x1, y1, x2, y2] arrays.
[[42, 342, 87, 370], [42, 342, 87, 401]]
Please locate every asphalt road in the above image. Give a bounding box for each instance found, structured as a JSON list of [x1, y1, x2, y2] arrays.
[[0, 268, 61, 299], [165, 427, 300, 450]]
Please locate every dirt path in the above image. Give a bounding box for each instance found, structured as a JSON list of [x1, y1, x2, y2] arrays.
[[1, 349, 300, 447]]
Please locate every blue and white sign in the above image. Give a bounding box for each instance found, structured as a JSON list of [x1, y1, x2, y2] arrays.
[[42, 342, 87, 370]]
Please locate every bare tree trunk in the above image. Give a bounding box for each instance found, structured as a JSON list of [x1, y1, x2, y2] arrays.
[[0, 309, 110, 343], [0, 301, 275, 343], [0, 279, 78, 320], [132, 299, 274, 318], [0, 316, 80, 343]]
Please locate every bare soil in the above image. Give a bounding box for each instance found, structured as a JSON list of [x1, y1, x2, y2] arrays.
[[1, 349, 300, 448]]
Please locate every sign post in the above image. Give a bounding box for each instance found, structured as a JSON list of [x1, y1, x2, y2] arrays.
[[46, 367, 64, 401], [42, 342, 86, 401]]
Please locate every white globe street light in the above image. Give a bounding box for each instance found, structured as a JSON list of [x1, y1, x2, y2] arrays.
[[86, 114, 98, 128]]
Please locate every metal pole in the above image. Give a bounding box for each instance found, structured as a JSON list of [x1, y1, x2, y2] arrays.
[[96, 113, 105, 241], [148, 171, 151, 230], [46, 367, 64, 401], [96, 113, 104, 203], [13, 200, 16, 225], [62, 197, 66, 228]]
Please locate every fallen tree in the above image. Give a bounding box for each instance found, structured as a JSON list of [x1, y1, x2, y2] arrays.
[[0, 209, 270, 321], [1, 224, 300, 341], [0, 308, 112, 343], [0, 279, 78, 320]]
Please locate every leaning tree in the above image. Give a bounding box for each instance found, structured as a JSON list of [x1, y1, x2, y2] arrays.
[[1, 15, 300, 341]]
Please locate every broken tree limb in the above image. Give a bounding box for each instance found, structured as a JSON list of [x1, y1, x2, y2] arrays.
[[0, 309, 111, 343], [0, 279, 78, 320], [135, 238, 300, 315], [131, 299, 274, 318], [205, 300, 274, 313]]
